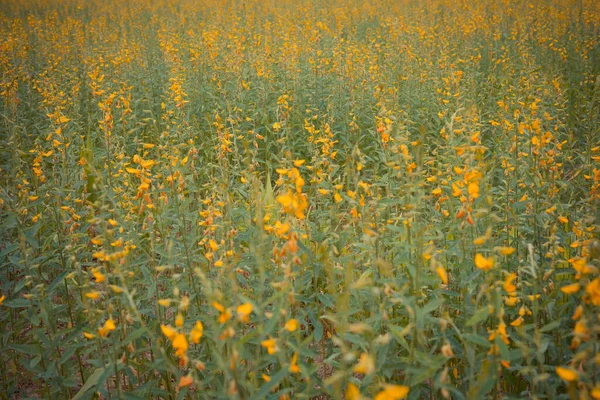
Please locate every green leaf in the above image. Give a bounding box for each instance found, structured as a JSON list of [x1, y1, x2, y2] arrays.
[[121, 327, 148, 346], [3, 299, 30, 308], [464, 333, 491, 348], [8, 343, 41, 356], [540, 320, 561, 333], [256, 367, 288, 398], [466, 307, 490, 327], [309, 312, 323, 342], [72, 367, 105, 400]]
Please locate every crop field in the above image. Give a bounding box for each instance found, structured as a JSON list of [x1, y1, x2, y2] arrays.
[[1, 0, 600, 398]]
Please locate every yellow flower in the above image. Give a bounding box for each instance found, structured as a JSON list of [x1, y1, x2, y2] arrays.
[[83, 332, 96, 340], [219, 308, 232, 323], [160, 324, 177, 340], [473, 236, 487, 245], [158, 299, 171, 307], [139, 159, 156, 169], [488, 321, 510, 345], [175, 313, 184, 327], [569, 257, 596, 274], [208, 239, 219, 251], [467, 182, 479, 199], [236, 303, 253, 322], [572, 305, 583, 320], [0, 294, 5, 305], [435, 266, 448, 285], [284, 318, 299, 332], [560, 283, 580, 295], [190, 321, 204, 344], [474, 253, 494, 271], [353, 353, 375, 375], [441, 343, 454, 358], [91, 267, 106, 283], [172, 333, 189, 358], [178, 375, 193, 388], [586, 278, 600, 306], [85, 291, 101, 300], [574, 320, 589, 342], [213, 301, 225, 312], [109, 285, 123, 293], [556, 366, 578, 382], [558, 216, 569, 224], [510, 316, 524, 327], [496, 246, 516, 256], [503, 273, 517, 294], [277, 190, 308, 219], [452, 183, 462, 197], [261, 338, 278, 354], [213, 301, 232, 323], [98, 318, 116, 337], [345, 383, 360, 400], [274, 221, 290, 237], [295, 176, 305, 193], [374, 384, 409, 400], [289, 352, 300, 373]]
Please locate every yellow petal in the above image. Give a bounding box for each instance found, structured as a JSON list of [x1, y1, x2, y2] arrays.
[[83, 332, 96, 340], [503, 273, 517, 294], [345, 383, 360, 400], [284, 318, 299, 332], [353, 353, 375, 375], [172, 333, 189, 353], [473, 236, 487, 245], [510, 316, 524, 327], [105, 319, 116, 331], [475, 253, 494, 271], [158, 299, 171, 307], [236, 303, 253, 321], [190, 320, 204, 344], [160, 324, 177, 340], [560, 283, 580, 294], [436, 266, 448, 285], [212, 301, 225, 312], [85, 291, 100, 300], [374, 384, 409, 400], [496, 246, 516, 255], [289, 352, 300, 373], [504, 296, 520, 306], [178, 375, 193, 388], [556, 366, 578, 382]]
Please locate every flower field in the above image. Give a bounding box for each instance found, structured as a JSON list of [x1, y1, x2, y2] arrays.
[[1, 0, 600, 398]]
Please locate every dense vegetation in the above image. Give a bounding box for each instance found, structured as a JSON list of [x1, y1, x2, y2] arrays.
[[1, 0, 599, 398]]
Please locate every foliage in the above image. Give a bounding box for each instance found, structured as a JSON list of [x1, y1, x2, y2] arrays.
[[1, 0, 600, 398]]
